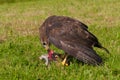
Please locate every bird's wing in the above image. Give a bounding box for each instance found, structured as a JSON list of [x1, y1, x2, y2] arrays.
[[49, 35, 102, 65], [47, 22, 102, 65], [47, 18, 99, 48], [60, 40, 102, 65]]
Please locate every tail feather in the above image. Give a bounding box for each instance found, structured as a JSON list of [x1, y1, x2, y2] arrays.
[[61, 41, 103, 65], [101, 47, 110, 54], [74, 46, 103, 65], [94, 43, 109, 54]]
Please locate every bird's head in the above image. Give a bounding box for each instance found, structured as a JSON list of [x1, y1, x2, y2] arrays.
[[39, 25, 50, 50], [41, 37, 50, 50]]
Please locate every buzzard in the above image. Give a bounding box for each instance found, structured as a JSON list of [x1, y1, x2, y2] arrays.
[[39, 15, 109, 66]]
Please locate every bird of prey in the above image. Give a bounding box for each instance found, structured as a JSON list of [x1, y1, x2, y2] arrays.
[[39, 15, 109, 66]]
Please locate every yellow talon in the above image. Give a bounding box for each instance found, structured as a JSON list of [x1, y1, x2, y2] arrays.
[[61, 54, 68, 66], [61, 62, 68, 66]]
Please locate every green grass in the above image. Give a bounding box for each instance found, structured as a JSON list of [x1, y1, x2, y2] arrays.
[[0, 0, 120, 80]]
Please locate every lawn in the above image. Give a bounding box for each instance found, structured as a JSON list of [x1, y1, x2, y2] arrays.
[[0, 0, 120, 80]]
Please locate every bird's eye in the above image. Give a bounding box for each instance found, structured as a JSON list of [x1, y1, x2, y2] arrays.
[[43, 42, 46, 45]]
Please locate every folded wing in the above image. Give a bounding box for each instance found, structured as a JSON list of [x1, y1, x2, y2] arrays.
[[47, 18, 103, 65]]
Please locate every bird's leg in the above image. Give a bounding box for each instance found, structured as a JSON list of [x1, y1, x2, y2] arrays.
[[61, 54, 68, 66]]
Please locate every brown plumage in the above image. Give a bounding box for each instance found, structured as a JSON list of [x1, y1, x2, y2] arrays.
[[39, 15, 109, 65]]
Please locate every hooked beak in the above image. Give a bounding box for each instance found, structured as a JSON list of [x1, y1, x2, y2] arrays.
[[44, 45, 49, 50]]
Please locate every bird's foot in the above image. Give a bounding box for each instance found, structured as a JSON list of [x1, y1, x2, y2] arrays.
[[61, 61, 68, 66]]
